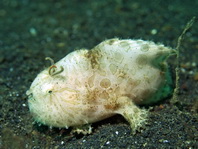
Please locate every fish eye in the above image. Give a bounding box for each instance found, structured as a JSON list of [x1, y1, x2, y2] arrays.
[[48, 90, 52, 93]]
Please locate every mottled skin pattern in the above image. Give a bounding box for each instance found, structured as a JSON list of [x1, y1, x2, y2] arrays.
[[26, 38, 175, 134]]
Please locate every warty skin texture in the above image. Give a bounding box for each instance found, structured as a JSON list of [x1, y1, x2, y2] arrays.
[[26, 38, 176, 134]]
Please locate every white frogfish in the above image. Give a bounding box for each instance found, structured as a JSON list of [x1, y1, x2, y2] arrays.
[[26, 38, 176, 134]]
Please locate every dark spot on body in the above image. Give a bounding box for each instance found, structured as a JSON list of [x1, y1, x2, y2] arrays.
[[136, 54, 148, 66], [100, 78, 111, 88], [86, 87, 100, 102], [104, 101, 119, 110], [106, 38, 119, 45], [99, 90, 109, 99], [84, 48, 102, 69], [141, 44, 149, 52]]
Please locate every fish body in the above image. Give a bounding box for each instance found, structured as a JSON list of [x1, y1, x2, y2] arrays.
[[26, 38, 175, 133]]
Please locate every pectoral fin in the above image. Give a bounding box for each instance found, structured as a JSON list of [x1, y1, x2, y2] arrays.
[[115, 96, 148, 134]]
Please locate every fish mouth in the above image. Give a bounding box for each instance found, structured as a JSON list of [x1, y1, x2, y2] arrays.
[[26, 90, 35, 101], [26, 89, 31, 96]]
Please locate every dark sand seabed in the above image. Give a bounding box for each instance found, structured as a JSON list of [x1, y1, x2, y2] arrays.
[[0, 0, 197, 148]]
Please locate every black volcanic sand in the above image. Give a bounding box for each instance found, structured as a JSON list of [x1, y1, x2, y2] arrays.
[[0, 0, 197, 148]]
